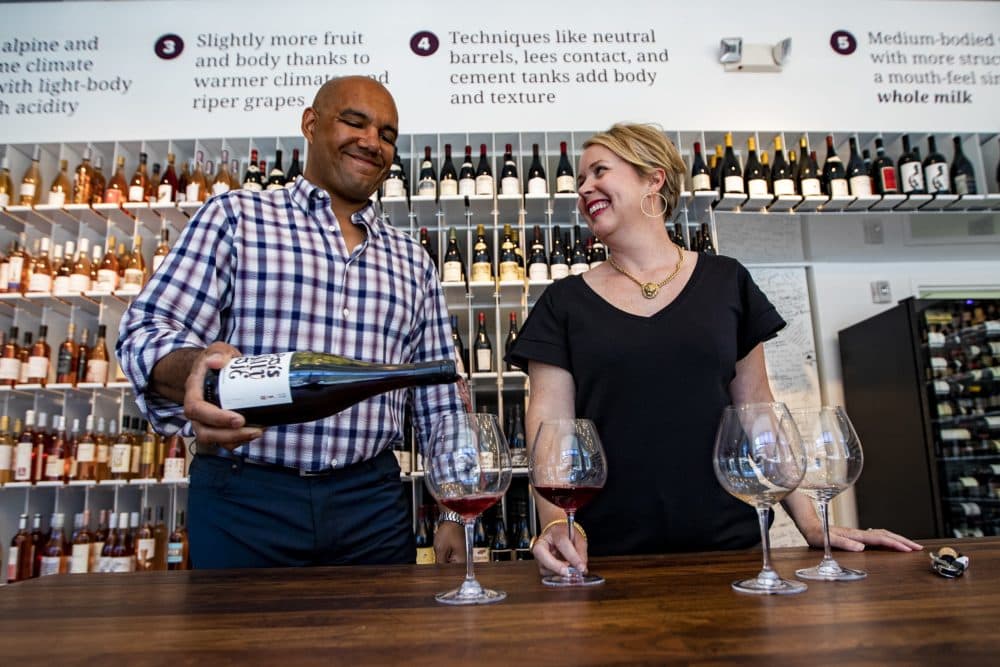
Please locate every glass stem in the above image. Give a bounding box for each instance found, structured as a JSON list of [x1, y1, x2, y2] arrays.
[[756, 507, 777, 581], [818, 500, 834, 562], [566, 511, 576, 545], [464, 519, 476, 583]]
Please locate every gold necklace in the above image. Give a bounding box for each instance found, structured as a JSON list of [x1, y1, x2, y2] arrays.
[[607, 243, 684, 299]]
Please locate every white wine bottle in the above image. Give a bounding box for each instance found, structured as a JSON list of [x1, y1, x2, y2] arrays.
[[204, 352, 458, 427]]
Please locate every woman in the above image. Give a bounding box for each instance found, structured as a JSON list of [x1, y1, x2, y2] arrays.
[[506, 123, 920, 579]]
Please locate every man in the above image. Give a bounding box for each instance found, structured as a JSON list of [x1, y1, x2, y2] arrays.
[[116, 76, 465, 568]]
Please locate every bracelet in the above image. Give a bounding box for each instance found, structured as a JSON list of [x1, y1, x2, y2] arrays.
[[435, 510, 463, 527], [529, 518, 588, 551]]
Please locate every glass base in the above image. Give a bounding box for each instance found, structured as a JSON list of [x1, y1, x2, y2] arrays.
[[542, 572, 605, 587], [796, 565, 867, 582], [435, 579, 506, 605], [731, 577, 807, 595]]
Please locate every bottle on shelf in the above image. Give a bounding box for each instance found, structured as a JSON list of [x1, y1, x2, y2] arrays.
[[12, 411, 33, 483], [711, 143, 724, 191], [950, 136, 978, 195], [796, 138, 821, 196], [111, 511, 136, 573], [769, 137, 795, 196], [508, 402, 527, 467], [845, 137, 872, 197], [135, 507, 157, 571], [104, 155, 128, 204], [526, 143, 547, 195], [0, 415, 11, 484], [822, 135, 848, 197], [498, 225, 519, 282], [744, 137, 767, 196], [94, 416, 110, 481], [29, 513, 44, 577], [513, 501, 534, 561], [527, 225, 549, 282], [415, 505, 434, 564], [0, 154, 13, 208], [90, 155, 106, 203], [242, 149, 263, 191], [127, 152, 149, 203], [922, 136, 949, 194], [162, 432, 186, 481], [503, 312, 519, 372], [17, 330, 32, 386], [382, 149, 406, 199], [203, 351, 458, 427], [718, 132, 744, 196], [110, 415, 132, 480], [871, 138, 898, 194], [43, 415, 67, 482], [473, 311, 494, 374], [898, 134, 926, 195], [69, 512, 92, 574], [152, 228, 171, 273], [26, 324, 50, 385], [589, 235, 607, 269], [500, 143, 520, 195], [97, 512, 118, 573], [187, 152, 208, 202], [472, 514, 490, 562], [154, 507, 168, 570], [55, 323, 78, 384], [285, 148, 302, 186], [417, 146, 437, 197], [418, 227, 437, 269], [145, 162, 161, 203], [27, 236, 53, 293], [122, 234, 146, 290], [72, 148, 94, 205], [549, 225, 569, 280], [457, 145, 476, 196], [211, 149, 234, 195], [94, 236, 118, 292], [19, 147, 41, 206], [166, 510, 189, 571], [138, 421, 158, 480], [672, 222, 688, 251], [449, 314, 467, 376], [38, 513, 68, 576], [438, 144, 458, 197], [52, 241, 73, 293], [690, 141, 711, 192], [75, 415, 97, 481], [475, 144, 494, 196], [569, 226, 589, 275], [84, 324, 110, 384], [556, 141, 575, 193], [441, 227, 464, 283], [158, 153, 179, 202], [490, 510, 512, 562], [699, 222, 717, 255], [89, 510, 108, 572], [760, 150, 771, 187], [7, 513, 32, 583], [470, 224, 493, 283], [47, 159, 71, 207], [266, 149, 285, 190]]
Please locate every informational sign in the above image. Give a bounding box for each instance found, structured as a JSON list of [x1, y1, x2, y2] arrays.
[[1, 0, 999, 142]]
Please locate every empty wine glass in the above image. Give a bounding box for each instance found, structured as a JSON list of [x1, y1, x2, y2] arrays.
[[424, 412, 512, 605], [529, 418, 607, 587], [713, 402, 807, 595], [792, 406, 867, 581]]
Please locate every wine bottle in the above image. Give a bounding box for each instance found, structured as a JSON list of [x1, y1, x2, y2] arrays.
[[458, 145, 476, 197], [760, 151, 771, 190], [475, 144, 494, 196], [89, 155, 106, 203], [672, 223, 688, 251], [47, 159, 71, 207], [38, 513, 68, 577], [472, 514, 490, 562], [549, 226, 569, 280], [898, 134, 926, 195], [569, 225, 589, 275], [500, 144, 520, 195], [511, 228, 525, 280], [919, 136, 949, 195], [589, 236, 607, 268], [55, 323, 77, 384], [470, 223, 493, 282], [744, 137, 767, 196], [503, 312, 519, 371], [84, 324, 109, 384], [449, 314, 467, 375], [720, 132, 743, 195], [555, 141, 575, 193], [266, 149, 285, 190], [689, 141, 711, 192], [27, 237, 53, 294], [127, 152, 149, 203], [699, 222, 716, 255], [382, 149, 406, 198], [27, 324, 50, 384], [489, 512, 512, 562], [0, 154, 13, 208], [441, 227, 464, 283], [241, 150, 262, 191], [872, 138, 898, 194], [19, 147, 41, 206], [0, 326, 19, 388], [75, 415, 97, 481], [439, 144, 463, 197], [166, 510, 190, 571], [43, 415, 66, 482], [712, 144, 724, 191], [846, 138, 871, 197], [526, 143, 547, 195], [771, 137, 795, 196], [418, 227, 437, 268], [71, 148, 93, 205], [0, 415, 12, 485], [797, 138, 821, 196], [473, 312, 493, 373], [7, 513, 31, 583], [158, 153, 179, 202], [103, 155, 128, 203], [527, 225, 548, 281], [822, 135, 849, 197], [145, 162, 161, 203], [950, 136, 978, 195], [210, 149, 232, 195], [152, 228, 170, 273], [203, 352, 458, 427], [414, 505, 435, 564], [122, 234, 146, 290], [498, 225, 518, 282], [416, 146, 437, 197], [284, 148, 302, 186]]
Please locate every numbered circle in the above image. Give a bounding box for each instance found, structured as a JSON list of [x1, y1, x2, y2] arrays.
[[410, 31, 439, 57], [830, 30, 857, 56], [154, 33, 185, 60]]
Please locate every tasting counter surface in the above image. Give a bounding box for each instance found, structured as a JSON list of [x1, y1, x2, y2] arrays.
[[2, 537, 998, 666]]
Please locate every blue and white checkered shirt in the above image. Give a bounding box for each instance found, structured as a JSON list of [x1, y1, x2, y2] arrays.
[[116, 176, 463, 471]]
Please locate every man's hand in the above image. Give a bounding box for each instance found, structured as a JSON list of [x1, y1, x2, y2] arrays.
[[183, 342, 264, 449], [433, 521, 465, 563]]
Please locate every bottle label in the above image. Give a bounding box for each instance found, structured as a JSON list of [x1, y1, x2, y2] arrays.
[[0, 263, 8, 290], [800, 178, 822, 196], [20, 183, 36, 199], [458, 178, 476, 197], [499, 261, 519, 282], [52, 275, 70, 293], [211, 181, 230, 196], [85, 359, 109, 383], [90, 541, 104, 567], [934, 380, 949, 396], [570, 262, 588, 276], [187, 182, 203, 200], [475, 175, 494, 196], [528, 263, 549, 282], [747, 178, 768, 196], [0, 443, 11, 470], [218, 352, 294, 410], [899, 162, 924, 193], [39, 555, 63, 576], [527, 176, 547, 195], [110, 443, 132, 473], [28, 273, 52, 293], [70, 544, 90, 574], [959, 476, 978, 488], [415, 546, 435, 565], [724, 175, 744, 194], [0, 357, 20, 380], [500, 177, 520, 195], [470, 262, 492, 283], [849, 175, 873, 197], [152, 255, 166, 273], [829, 179, 849, 197], [954, 174, 973, 196], [418, 179, 438, 197], [941, 428, 971, 441], [382, 179, 404, 198], [7, 256, 23, 290], [7, 546, 18, 581], [95, 268, 117, 292], [48, 190, 66, 207], [442, 261, 463, 283], [166, 542, 184, 564], [550, 263, 570, 280], [556, 175, 575, 193], [439, 179, 458, 196], [97, 555, 111, 573], [128, 185, 144, 202], [45, 456, 64, 479], [879, 167, 897, 192], [472, 547, 490, 563], [924, 164, 949, 194], [475, 348, 493, 373], [68, 273, 91, 292], [691, 173, 711, 191], [163, 456, 186, 480], [123, 268, 144, 288], [986, 416, 1000, 428], [96, 443, 110, 463], [110, 556, 135, 573], [14, 442, 32, 480], [130, 445, 141, 474], [510, 448, 528, 468], [103, 188, 122, 204], [27, 355, 49, 380], [0, 192, 9, 207], [157, 184, 173, 202], [399, 450, 411, 474], [137, 537, 156, 562]]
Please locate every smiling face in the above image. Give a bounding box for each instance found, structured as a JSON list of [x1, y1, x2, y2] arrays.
[[301, 77, 399, 210], [576, 144, 653, 240]]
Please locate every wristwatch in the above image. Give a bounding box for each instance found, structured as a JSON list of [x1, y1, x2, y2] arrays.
[[436, 510, 463, 527]]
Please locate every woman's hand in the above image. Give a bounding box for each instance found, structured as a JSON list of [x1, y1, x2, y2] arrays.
[[801, 523, 923, 552], [532, 521, 590, 577]]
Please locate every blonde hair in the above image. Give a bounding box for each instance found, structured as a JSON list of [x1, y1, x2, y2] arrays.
[[582, 123, 686, 219]]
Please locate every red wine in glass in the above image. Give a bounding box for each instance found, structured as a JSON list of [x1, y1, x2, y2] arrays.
[[440, 494, 503, 520], [532, 486, 601, 512]]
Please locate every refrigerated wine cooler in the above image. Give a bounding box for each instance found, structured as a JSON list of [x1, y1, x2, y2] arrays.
[[840, 297, 999, 540]]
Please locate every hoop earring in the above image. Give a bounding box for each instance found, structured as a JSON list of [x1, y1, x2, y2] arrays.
[[640, 191, 668, 218]]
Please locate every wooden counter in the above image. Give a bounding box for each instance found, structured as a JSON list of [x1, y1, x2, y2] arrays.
[[2, 538, 997, 665]]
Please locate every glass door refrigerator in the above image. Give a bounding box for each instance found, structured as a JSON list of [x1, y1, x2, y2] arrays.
[[839, 297, 999, 540]]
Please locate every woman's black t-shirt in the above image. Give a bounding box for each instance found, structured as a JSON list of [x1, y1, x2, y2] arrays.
[[506, 254, 786, 556]]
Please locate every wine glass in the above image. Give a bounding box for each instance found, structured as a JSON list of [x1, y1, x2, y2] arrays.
[[424, 412, 512, 605], [529, 418, 607, 587], [713, 402, 807, 595], [792, 406, 867, 581]]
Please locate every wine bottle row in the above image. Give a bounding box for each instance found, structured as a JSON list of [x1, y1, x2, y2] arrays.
[[0, 322, 112, 388], [6, 506, 190, 583], [0, 410, 189, 486], [413, 497, 536, 565]]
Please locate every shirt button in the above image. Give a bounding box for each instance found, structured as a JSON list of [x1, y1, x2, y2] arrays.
[[328, 226, 336, 233], [330, 458, 339, 468]]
